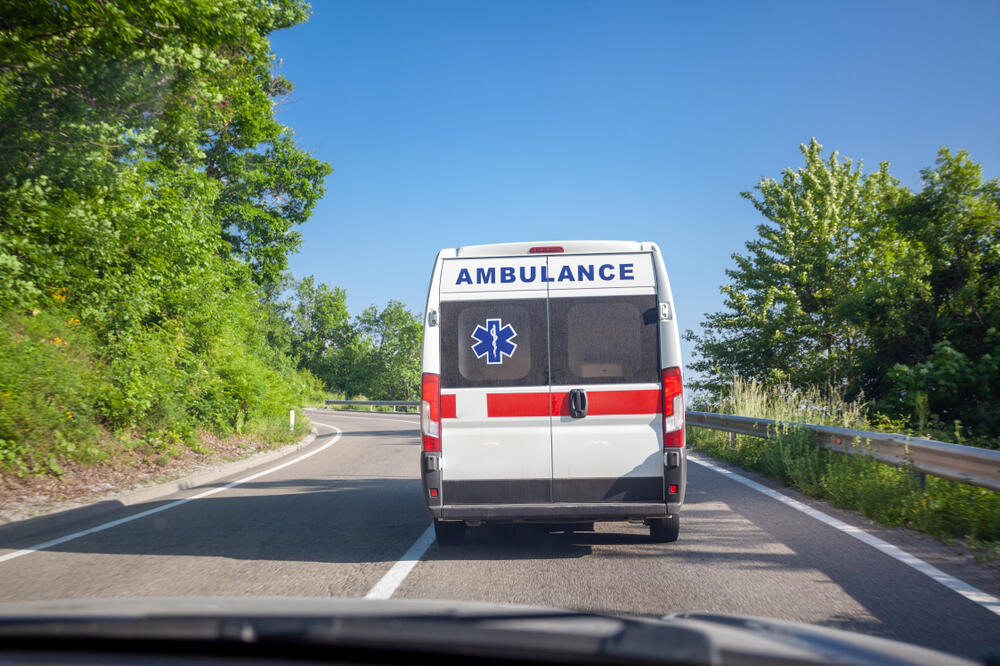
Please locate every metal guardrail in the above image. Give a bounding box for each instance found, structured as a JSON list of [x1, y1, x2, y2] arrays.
[[324, 399, 419, 412], [318, 402, 999, 491], [686, 410, 1000, 492]]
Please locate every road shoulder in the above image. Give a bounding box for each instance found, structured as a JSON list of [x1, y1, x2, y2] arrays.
[[0, 427, 319, 538], [689, 450, 1000, 599]]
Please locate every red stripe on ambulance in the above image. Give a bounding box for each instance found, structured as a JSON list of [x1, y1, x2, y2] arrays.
[[551, 389, 661, 416], [485, 389, 661, 418], [440, 393, 457, 419], [486, 392, 551, 417]]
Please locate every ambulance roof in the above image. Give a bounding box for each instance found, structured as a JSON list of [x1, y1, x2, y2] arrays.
[[454, 240, 652, 258]]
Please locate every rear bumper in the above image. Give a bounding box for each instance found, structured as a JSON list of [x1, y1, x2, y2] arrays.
[[429, 501, 681, 522]]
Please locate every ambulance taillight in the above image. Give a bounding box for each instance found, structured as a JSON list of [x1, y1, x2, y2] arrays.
[[662, 367, 685, 448], [421, 372, 441, 452]]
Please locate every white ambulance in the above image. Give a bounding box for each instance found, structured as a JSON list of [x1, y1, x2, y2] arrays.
[[420, 241, 686, 545]]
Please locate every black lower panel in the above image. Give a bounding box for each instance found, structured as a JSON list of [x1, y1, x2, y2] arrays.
[[436, 502, 668, 521], [553, 476, 662, 502], [443, 477, 663, 505], [443, 479, 549, 505]]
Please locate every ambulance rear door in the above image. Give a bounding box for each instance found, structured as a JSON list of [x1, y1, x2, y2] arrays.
[[437, 256, 552, 505], [547, 253, 664, 503]]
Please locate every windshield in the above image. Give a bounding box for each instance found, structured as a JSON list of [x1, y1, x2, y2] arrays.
[[1, 2, 998, 665]]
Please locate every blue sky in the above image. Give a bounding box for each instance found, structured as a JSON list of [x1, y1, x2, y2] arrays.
[[270, 1, 1000, 372]]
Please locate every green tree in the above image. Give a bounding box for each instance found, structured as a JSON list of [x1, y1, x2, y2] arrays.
[[327, 335, 379, 399], [0, 0, 329, 302], [687, 139, 903, 395], [690, 142, 1000, 442], [330, 301, 422, 400], [2, 1, 306, 185], [356, 300, 423, 400], [209, 125, 331, 292], [288, 276, 350, 379], [857, 149, 1000, 436]]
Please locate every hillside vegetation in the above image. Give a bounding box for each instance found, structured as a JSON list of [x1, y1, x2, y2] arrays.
[[0, 1, 420, 478]]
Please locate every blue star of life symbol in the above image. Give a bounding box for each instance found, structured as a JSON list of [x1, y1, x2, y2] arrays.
[[470, 318, 518, 365]]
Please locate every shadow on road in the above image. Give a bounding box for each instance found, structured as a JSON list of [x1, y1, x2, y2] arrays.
[[1, 478, 428, 565], [3, 457, 997, 661], [2, 478, 636, 564]]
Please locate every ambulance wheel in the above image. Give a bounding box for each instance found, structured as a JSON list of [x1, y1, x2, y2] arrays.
[[649, 515, 679, 542], [434, 520, 465, 546]]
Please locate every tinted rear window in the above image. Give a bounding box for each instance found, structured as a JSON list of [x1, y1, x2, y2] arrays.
[[549, 295, 659, 385], [440, 298, 548, 388]]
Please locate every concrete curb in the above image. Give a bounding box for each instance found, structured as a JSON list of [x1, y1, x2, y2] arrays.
[[0, 429, 320, 541]]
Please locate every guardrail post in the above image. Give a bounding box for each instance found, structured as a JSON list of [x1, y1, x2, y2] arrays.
[[728, 431, 736, 448]]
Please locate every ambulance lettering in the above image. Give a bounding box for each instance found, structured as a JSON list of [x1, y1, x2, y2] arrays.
[[455, 263, 635, 285]]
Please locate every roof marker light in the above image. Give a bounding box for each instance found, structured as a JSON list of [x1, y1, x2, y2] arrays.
[[529, 246, 564, 254]]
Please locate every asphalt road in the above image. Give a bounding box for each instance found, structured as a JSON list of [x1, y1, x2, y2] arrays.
[[1, 409, 998, 661]]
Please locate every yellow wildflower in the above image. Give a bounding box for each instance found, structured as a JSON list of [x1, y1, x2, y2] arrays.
[[66, 412, 73, 419], [52, 287, 67, 302]]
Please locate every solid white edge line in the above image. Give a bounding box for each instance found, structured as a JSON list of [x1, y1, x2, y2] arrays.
[[365, 523, 436, 600], [688, 453, 1000, 618], [310, 409, 433, 599], [0, 424, 343, 565]]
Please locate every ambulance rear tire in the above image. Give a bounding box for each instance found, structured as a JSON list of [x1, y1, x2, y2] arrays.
[[649, 514, 679, 542], [434, 520, 465, 546]]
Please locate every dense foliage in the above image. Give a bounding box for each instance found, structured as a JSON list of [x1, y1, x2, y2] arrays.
[[285, 276, 422, 401], [0, 0, 337, 475], [688, 140, 1000, 445]]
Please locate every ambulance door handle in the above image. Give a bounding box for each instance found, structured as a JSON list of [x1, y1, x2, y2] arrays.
[[569, 389, 588, 418]]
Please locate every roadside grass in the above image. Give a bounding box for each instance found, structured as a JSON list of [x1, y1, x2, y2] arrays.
[[687, 378, 1000, 552], [239, 411, 313, 447], [952, 536, 1000, 568]]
